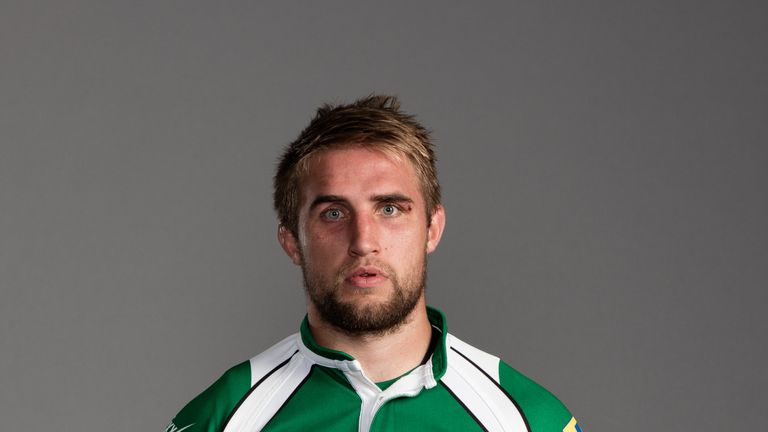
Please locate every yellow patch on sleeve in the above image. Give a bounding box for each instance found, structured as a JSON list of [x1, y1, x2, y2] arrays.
[[563, 416, 582, 432]]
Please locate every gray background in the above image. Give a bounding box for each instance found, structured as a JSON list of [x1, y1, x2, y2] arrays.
[[2, 1, 766, 431]]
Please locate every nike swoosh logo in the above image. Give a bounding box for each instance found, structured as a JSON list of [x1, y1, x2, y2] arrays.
[[166, 423, 195, 432]]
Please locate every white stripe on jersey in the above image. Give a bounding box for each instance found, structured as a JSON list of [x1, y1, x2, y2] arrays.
[[248, 334, 299, 386], [442, 335, 528, 432], [224, 349, 313, 432]]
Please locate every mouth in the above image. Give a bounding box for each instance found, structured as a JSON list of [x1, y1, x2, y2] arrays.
[[345, 266, 388, 287]]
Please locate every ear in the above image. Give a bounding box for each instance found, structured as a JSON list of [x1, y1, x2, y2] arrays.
[[278, 225, 302, 265], [426, 204, 446, 254]]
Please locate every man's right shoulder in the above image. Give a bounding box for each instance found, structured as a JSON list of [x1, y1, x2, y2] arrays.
[[165, 334, 299, 432], [165, 360, 251, 432]]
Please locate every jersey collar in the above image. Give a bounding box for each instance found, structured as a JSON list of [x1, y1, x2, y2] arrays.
[[297, 306, 449, 382]]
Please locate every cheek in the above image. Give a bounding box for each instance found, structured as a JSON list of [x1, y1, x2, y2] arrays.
[[302, 230, 346, 263], [389, 225, 428, 252]]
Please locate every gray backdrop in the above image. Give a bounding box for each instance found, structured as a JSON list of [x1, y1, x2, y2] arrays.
[[2, 1, 766, 431]]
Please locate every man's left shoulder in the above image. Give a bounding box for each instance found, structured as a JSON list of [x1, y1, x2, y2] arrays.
[[446, 334, 582, 432]]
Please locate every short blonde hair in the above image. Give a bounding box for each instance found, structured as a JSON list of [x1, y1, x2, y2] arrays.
[[274, 95, 441, 235]]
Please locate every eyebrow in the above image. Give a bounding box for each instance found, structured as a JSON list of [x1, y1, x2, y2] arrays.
[[308, 193, 414, 210], [309, 195, 349, 210], [371, 193, 413, 205]]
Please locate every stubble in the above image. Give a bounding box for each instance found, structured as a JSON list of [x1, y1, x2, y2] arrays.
[[301, 256, 427, 336]]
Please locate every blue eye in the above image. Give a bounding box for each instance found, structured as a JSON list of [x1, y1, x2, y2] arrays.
[[323, 208, 343, 220], [381, 205, 398, 216]]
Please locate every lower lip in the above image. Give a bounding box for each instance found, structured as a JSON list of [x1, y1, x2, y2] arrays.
[[345, 275, 388, 287]]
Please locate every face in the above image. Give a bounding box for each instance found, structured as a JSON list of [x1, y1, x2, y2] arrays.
[[278, 146, 445, 335]]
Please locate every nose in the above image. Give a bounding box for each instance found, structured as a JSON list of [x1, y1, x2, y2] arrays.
[[348, 213, 380, 257]]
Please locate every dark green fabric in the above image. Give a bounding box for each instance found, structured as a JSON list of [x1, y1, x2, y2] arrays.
[[168, 307, 576, 432], [369, 383, 486, 431], [168, 360, 251, 432], [498, 361, 573, 432], [262, 366, 361, 432], [170, 359, 574, 432], [425, 307, 449, 381], [262, 366, 485, 432]]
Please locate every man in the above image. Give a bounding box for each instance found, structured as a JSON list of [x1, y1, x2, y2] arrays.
[[166, 95, 581, 432]]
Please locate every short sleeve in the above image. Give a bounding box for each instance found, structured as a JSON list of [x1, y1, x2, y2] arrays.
[[165, 361, 251, 432]]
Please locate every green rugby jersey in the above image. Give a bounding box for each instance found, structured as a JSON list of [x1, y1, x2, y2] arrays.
[[167, 307, 581, 432]]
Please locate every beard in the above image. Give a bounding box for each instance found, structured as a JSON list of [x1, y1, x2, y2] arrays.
[[301, 256, 427, 336]]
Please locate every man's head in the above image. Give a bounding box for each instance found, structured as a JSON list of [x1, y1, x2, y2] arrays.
[[273, 95, 441, 238], [273, 95, 445, 336]]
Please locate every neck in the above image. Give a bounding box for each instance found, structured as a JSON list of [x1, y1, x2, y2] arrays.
[[307, 299, 432, 383]]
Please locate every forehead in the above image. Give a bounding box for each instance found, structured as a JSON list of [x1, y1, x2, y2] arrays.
[[298, 146, 422, 203]]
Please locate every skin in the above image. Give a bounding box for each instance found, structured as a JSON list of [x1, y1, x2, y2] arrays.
[[278, 145, 446, 382]]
